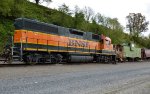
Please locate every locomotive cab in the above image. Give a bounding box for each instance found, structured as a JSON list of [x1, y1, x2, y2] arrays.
[[100, 35, 113, 51], [95, 35, 116, 64]]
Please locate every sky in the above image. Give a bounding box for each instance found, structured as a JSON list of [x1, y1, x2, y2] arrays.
[[41, 0, 150, 36]]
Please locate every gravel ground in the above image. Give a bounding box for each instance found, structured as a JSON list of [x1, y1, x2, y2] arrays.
[[0, 62, 150, 94]]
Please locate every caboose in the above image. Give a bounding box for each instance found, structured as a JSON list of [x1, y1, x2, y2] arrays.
[[114, 43, 141, 62], [12, 18, 116, 64]]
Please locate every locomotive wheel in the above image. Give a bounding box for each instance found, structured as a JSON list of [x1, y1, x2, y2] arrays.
[[96, 57, 99, 63], [56, 54, 63, 64], [104, 56, 109, 64], [111, 56, 117, 64], [134, 57, 139, 62], [6, 56, 12, 64], [96, 57, 101, 63], [25, 54, 38, 65], [50, 54, 57, 63], [112, 61, 117, 64], [114, 61, 117, 64]]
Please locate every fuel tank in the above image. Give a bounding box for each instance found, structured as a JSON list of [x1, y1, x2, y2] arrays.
[[69, 55, 93, 63]]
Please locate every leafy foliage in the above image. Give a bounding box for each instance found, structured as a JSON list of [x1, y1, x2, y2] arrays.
[[0, 0, 150, 53], [126, 13, 150, 48], [0, 17, 14, 52], [0, 0, 27, 17], [126, 13, 149, 38]]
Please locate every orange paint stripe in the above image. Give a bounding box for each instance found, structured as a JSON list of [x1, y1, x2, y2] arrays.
[[14, 30, 101, 50]]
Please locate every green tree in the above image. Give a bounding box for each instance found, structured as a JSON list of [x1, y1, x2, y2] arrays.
[[83, 7, 94, 22], [51, 4, 73, 27], [73, 6, 85, 29], [147, 35, 150, 48], [0, 0, 27, 17], [126, 13, 149, 38], [108, 18, 123, 30], [0, 0, 14, 17], [58, 3, 71, 15], [89, 17, 100, 34], [0, 19, 14, 52], [11, 0, 27, 17], [95, 13, 109, 27]]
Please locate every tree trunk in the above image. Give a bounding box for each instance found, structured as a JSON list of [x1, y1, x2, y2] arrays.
[[35, 0, 39, 4]]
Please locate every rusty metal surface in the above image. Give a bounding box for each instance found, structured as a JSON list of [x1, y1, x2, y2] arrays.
[[144, 49, 150, 58], [142, 49, 150, 59], [0, 46, 12, 64], [114, 44, 124, 62]]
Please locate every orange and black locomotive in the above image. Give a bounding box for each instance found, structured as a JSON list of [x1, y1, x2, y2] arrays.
[[12, 18, 116, 64]]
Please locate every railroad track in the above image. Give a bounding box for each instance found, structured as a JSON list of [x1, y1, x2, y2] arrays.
[[0, 61, 91, 67]]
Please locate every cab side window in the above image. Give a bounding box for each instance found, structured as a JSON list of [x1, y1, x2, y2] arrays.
[[105, 40, 110, 45], [100, 39, 104, 44]]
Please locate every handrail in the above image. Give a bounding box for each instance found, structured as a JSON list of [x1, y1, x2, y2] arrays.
[[95, 46, 97, 54], [25, 37, 68, 45]]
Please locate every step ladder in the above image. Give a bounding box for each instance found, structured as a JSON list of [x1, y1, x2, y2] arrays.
[[11, 36, 23, 62], [11, 46, 22, 61]]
